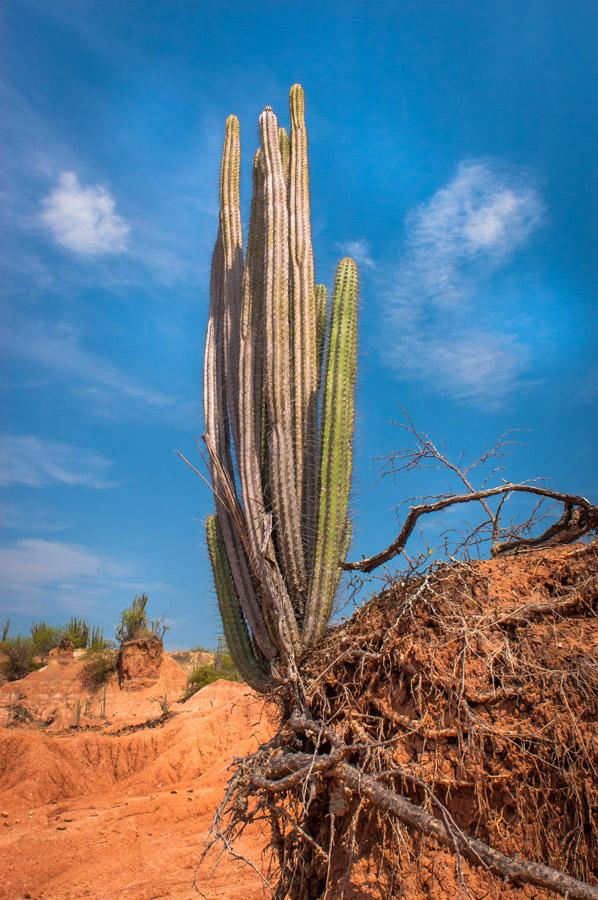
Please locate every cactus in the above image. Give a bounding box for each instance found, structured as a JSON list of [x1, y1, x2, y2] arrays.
[[73, 697, 81, 729], [203, 85, 358, 690]]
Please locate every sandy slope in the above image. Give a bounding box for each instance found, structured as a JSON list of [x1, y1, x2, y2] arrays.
[[0, 678, 275, 899]]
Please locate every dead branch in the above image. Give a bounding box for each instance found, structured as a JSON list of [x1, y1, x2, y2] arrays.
[[343, 484, 598, 572], [336, 760, 598, 900]]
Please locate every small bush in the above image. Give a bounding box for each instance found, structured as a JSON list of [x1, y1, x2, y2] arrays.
[[0, 637, 40, 681], [183, 657, 239, 699], [62, 617, 89, 649], [82, 646, 117, 689], [116, 594, 149, 643], [88, 626, 107, 650], [31, 621, 62, 657]]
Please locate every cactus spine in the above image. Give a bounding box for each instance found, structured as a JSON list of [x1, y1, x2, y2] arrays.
[[203, 86, 358, 690]]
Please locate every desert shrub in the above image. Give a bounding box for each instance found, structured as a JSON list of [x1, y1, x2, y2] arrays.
[[0, 637, 40, 681], [184, 665, 220, 696], [183, 655, 239, 699], [116, 594, 168, 644], [30, 620, 62, 656], [1, 619, 10, 642], [116, 594, 149, 643], [62, 616, 89, 649], [81, 645, 117, 689], [88, 626, 107, 650]]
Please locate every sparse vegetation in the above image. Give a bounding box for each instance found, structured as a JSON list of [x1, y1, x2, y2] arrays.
[[30, 621, 62, 657], [81, 645, 117, 690], [0, 637, 40, 681], [115, 594, 168, 645], [183, 653, 239, 699], [88, 626, 107, 649], [62, 617, 89, 649]]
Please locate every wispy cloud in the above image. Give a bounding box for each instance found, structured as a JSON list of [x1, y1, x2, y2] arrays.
[[40, 171, 129, 255], [385, 159, 544, 408], [0, 538, 128, 615], [1, 319, 195, 423], [337, 239, 376, 269], [0, 435, 116, 489]]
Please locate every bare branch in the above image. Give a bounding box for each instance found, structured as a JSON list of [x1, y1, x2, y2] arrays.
[[343, 484, 598, 572]]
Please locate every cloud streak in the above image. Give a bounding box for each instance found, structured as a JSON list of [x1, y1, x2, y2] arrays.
[[0, 435, 116, 489], [1, 318, 194, 423], [0, 538, 129, 616], [385, 159, 544, 407], [41, 172, 129, 255]]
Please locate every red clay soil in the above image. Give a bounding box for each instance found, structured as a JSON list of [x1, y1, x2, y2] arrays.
[[0, 678, 276, 899], [0, 641, 190, 731]]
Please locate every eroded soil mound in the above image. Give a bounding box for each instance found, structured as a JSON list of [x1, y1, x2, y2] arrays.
[[291, 541, 598, 898], [0, 644, 188, 730]]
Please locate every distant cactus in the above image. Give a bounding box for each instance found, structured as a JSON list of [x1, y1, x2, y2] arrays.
[[203, 85, 358, 690], [73, 698, 81, 728], [63, 617, 89, 649]]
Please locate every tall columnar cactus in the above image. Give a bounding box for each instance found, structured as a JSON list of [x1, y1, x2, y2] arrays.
[[203, 85, 358, 690]]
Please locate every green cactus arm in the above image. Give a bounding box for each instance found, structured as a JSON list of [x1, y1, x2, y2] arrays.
[[288, 84, 318, 557], [315, 283, 328, 383], [206, 516, 271, 692], [220, 114, 244, 460], [259, 105, 306, 607], [278, 127, 290, 184], [303, 257, 358, 647]]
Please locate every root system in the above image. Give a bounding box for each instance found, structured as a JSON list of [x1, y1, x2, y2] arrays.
[[202, 542, 598, 899]]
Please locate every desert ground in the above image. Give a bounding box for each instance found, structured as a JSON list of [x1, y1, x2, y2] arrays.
[[0, 648, 274, 899]]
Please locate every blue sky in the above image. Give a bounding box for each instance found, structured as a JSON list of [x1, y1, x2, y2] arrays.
[[1, 0, 596, 648]]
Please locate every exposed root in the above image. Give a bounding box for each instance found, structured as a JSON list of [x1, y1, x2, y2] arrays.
[[199, 542, 598, 898]]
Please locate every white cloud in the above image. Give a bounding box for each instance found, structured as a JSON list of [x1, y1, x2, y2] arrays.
[[41, 172, 129, 255], [337, 239, 376, 269], [0, 435, 116, 489], [385, 159, 544, 407]]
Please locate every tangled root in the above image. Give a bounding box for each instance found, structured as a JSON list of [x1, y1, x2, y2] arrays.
[[201, 542, 598, 899]]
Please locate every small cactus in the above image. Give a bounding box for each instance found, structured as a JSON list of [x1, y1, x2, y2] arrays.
[[73, 698, 81, 729], [203, 85, 358, 689]]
